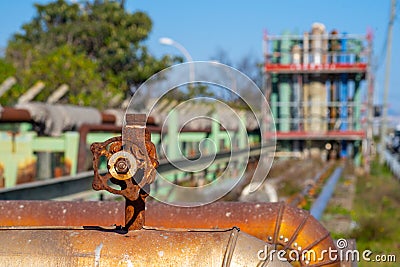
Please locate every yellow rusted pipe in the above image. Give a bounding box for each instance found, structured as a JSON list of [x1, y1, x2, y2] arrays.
[[0, 201, 340, 266], [146, 202, 340, 267], [0, 227, 290, 267]]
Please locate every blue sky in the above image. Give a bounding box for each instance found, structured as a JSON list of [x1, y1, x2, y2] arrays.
[[0, 0, 399, 115]]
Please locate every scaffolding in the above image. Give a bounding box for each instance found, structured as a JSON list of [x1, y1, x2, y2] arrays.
[[263, 23, 373, 162]]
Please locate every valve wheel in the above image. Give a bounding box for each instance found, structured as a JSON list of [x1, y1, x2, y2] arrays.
[[90, 136, 141, 201]]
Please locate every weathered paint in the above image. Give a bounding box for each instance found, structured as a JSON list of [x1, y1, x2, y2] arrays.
[[0, 201, 339, 266], [0, 227, 290, 267], [146, 202, 339, 266], [0, 200, 124, 227]]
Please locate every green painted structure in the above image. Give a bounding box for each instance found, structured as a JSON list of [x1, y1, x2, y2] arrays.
[[0, 111, 259, 188], [264, 23, 371, 164], [279, 30, 292, 133]]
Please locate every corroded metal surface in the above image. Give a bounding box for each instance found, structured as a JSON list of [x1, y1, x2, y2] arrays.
[[0, 107, 127, 124], [0, 200, 339, 266], [0, 107, 32, 122], [0, 200, 124, 227], [0, 201, 339, 266], [90, 114, 158, 231], [0, 227, 290, 267], [146, 201, 340, 267]]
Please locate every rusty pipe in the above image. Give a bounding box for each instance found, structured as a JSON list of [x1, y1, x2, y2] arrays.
[[0, 107, 32, 122], [146, 202, 340, 267], [0, 201, 339, 266], [0, 200, 124, 227], [101, 113, 157, 125], [0, 107, 120, 124], [0, 106, 154, 127], [0, 227, 290, 267]]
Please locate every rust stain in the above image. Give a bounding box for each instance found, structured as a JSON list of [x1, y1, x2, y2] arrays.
[[145, 201, 340, 267], [90, 114, 158, 231], [0, 227, 265, 266], [0, 201, 124, 227], [0, 111, 339, 266], [0, 201, 339, 266]]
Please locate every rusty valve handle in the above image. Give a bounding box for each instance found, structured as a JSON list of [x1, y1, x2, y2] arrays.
[[90, 136, 141, 200], [90, 114, 159, 230]]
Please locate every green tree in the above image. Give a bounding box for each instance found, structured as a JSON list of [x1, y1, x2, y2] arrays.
[[6, 0, 174, 108], [23, 44, 106, 107], [0, 58, 24, 106]]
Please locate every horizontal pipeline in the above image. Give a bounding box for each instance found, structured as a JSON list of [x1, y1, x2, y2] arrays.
[[0, 201, 339, 266], [0, 226, 290, 267], [310, 167, 343, 220]]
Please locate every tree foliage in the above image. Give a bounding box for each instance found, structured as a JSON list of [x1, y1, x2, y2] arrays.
[[5, 0, 174, 108], [26, 44, 105, 106], [0, 59, 24, 106]]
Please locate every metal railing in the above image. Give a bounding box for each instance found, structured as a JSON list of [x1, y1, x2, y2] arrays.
[[265, 51, 368, 65], [384, 149, 400, 180], [0, 146, 266, 200]]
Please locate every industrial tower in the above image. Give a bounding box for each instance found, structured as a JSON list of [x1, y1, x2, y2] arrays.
[[264, 23, 373, 163]]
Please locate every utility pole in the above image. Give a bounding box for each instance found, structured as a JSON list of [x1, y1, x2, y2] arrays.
[[365, 33, 374, 174], [380, 0, 396, 164]]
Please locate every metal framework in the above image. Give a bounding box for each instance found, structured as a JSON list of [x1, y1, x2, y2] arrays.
[[263, 23, 373, 162]]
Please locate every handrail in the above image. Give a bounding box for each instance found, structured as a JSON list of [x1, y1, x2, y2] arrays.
[[0, 146, 268, 200]]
